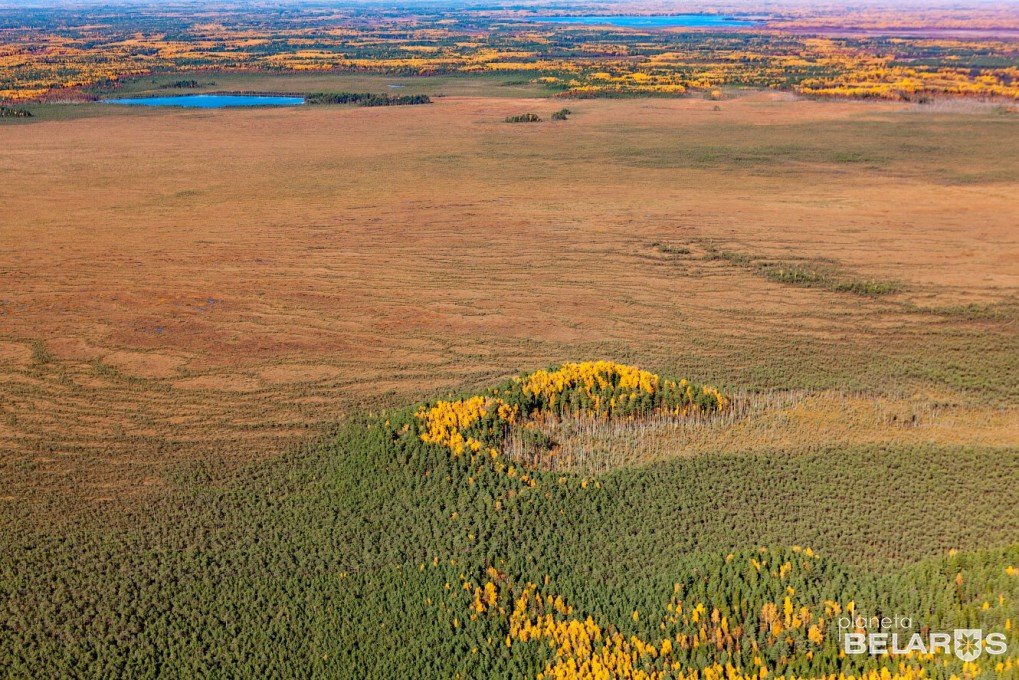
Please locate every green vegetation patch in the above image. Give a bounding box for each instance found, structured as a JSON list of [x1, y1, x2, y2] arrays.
[[704, 247, 899, 297]]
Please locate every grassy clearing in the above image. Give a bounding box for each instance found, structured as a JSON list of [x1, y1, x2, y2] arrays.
[[504, 390, 1018, 474]]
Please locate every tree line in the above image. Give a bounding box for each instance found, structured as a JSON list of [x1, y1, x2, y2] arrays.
[[305, 92, 431, 106]]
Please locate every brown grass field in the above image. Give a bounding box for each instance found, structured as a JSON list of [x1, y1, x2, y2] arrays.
[[1, 87, 1016, 505]]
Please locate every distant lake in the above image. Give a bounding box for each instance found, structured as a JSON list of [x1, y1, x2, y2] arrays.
[[103, 94, 305, 108], [530, 14, 757, 28]]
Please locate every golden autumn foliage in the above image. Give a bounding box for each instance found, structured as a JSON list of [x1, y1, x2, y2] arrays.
[[450, 548, 1019, 680], [517, 361, 729, 417], [411, 362, 728, 483], [415, 361, 728, 465], [417, 395, 518, 456], [1, 5, 1017, 103]]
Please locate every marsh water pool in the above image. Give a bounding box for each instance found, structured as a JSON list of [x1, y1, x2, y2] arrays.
[[530, 14, 757, 28], [104, 94, 305, 108]]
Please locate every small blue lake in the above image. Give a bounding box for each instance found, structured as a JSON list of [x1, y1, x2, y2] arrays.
[[103, 94, 305, 108], [531, 14, 757, 28]]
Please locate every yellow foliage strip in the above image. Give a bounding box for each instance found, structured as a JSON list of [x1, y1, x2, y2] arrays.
[[498, 580, 1013, 680], [520, 361, 728, 416], [519, 361, 661, 403]]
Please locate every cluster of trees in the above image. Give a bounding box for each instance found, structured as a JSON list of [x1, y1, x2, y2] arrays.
[[508, 361, 728, 418], [413, 362, 729, 465], [158, 79, 201, 89], [506, 112, 542, 123], [0, 106, 32, 118], [305, 92, 431, 106]]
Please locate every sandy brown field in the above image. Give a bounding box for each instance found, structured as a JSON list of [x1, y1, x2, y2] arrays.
[[1, 90, 1016, 503]]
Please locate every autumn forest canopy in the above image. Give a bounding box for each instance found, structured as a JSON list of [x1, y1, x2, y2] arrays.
[[1, 0, 1018, 104]]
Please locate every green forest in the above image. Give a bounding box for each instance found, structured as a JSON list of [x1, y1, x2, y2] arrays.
[[1, 363, 1016, 678]]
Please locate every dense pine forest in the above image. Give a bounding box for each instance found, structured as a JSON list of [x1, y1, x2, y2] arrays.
[[1, 363, 1016, 678]]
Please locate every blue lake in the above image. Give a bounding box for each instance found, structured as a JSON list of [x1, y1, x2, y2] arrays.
[[531, 14, 757, 28], [103, 94, 305, 108]]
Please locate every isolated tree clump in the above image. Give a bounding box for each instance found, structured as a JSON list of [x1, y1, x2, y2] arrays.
[[159, 79, 201, 89], [505, 112, 541, 123], [0, 106, 32, 118]]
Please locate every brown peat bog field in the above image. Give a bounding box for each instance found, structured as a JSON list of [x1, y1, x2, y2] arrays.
[[1, 88, 1016, 505]]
